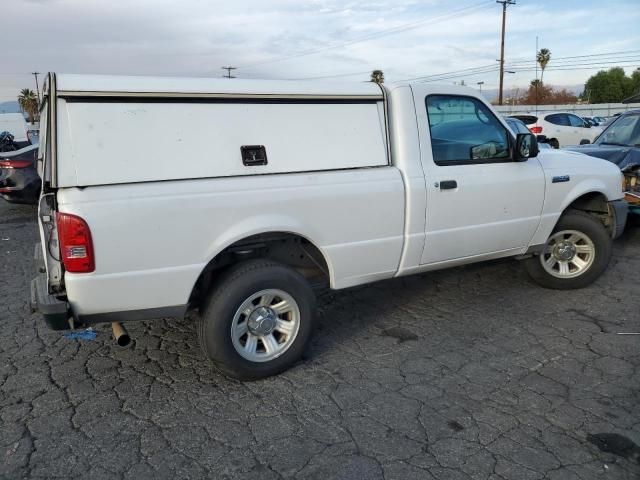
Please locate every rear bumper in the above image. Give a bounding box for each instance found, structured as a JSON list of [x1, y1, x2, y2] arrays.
[[31, 273, 71, 330], [609, 199, 628, 239], [31, 272, 186, 330]]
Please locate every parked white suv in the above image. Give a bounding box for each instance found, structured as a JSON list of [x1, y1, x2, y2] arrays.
[[33, 74, 628, 379], [512, 113, 602, 148]]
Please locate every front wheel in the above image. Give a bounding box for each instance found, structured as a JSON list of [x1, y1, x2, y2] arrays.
[[524, 210, 612, 289], [198, 260, 316, 380]]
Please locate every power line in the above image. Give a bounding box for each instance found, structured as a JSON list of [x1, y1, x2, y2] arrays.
[[507, 56, 640, 68], [507, 59, 640, 70], [398, 63, 499, 82], [394, 50, 640, 85], [416, 62, 639, 83], [286, 63, 499, 82], [511, 64, 640, 73], [507, 49, 640, 65], [236, 0, 493, 71], [418, 67, 500, 83], [285, 70, 375, 81]]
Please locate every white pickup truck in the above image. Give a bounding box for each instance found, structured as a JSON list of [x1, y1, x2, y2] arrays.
[[33, 73, 627, 379]]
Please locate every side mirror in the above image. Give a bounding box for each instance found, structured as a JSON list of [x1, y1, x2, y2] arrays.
[[583, 122, 591, 128], [515, 133, 538, 161], [579, 139, 591, 145]]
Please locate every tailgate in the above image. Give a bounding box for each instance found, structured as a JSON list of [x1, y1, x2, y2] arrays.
[[37, 75, 64, 292]]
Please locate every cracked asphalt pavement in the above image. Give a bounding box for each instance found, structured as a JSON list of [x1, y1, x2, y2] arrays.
[[1, 200, 639, 479]]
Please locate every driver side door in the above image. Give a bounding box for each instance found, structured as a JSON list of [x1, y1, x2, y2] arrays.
[[413, 92, 546, 265]]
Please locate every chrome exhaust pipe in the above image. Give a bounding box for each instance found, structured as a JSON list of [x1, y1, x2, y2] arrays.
[[111, 322, 130, 347]]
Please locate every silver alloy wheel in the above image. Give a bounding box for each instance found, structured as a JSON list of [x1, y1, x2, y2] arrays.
[[540, 229, 595, 279], [230, 289, 301, 363]]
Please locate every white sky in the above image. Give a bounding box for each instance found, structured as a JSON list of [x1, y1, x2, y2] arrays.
[[2, 0, 639, 102]]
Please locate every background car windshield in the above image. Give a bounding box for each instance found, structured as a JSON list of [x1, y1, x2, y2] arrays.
[[426, 95, 509, 164], [596, 114, 640, 146]]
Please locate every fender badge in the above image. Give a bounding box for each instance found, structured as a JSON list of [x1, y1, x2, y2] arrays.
[[552, 175, 570, 183]]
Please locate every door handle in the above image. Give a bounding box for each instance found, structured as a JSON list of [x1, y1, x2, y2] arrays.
[[439, 180, 457, 190]]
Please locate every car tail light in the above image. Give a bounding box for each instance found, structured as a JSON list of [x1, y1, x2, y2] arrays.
[[56, 212, 95, 273], [530, 126, 543, 134], [0, 160, 31, 169]]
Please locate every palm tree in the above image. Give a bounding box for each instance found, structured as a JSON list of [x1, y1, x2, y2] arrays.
[[18, 88, 38, 123], [370, 70, 384, 84], [536, 48, 551, 85]]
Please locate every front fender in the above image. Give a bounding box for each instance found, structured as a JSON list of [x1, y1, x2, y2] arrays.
[[558, 179, 612, 212], [530, 178, 620, 247]]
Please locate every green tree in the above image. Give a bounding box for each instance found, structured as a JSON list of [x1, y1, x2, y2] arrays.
[[18, 88, 38, 123], [536, 48, 551, 85], [370, 70, 384, 84], [583, 67, 636, 103]]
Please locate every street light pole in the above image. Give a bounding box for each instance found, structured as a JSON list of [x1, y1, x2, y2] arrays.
[[497, 0, 515, 106], [477, 81, 484, 94]]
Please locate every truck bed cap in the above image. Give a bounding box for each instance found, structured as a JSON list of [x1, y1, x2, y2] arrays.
[[54, 74, 384, 99]]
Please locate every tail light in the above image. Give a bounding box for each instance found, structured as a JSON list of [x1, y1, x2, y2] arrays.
[[56, 212, 95, 273], [0, 160, 31, 169], [530, 126, 543, 134]]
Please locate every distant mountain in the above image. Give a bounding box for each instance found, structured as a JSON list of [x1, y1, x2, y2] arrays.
[[0, 101, 20, 114]]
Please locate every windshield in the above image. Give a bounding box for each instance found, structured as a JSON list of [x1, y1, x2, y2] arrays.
[[596, 113, 640, 147]]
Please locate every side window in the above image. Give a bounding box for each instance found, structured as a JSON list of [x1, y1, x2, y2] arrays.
[[546, 114, 569, 126], [568, 114, 586, 127], [426, 95, 510, 165]]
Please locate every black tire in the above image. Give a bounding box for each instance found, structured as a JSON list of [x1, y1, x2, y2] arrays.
[[524, 210, 612, 289], [198, 259, 316, 380], [549, 138, 560, 149]]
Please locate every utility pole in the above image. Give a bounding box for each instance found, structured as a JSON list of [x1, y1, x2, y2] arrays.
[[32, 72, 41, 102], [221, 66, 237, 79], [497, 0, 515, 106], [534, 36, 539, 114]]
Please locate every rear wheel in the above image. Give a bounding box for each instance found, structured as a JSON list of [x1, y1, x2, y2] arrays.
[[549, 138, 560, 149], [198, 260, 316, 380], [524, 210, 612, 289]]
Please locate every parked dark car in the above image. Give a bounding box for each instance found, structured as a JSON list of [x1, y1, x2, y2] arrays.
[[0, 144, 40, 204], [565, 109, 640, 213]]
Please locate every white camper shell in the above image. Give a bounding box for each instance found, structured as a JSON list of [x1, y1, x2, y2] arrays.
[[49, 75, 389, 187]]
